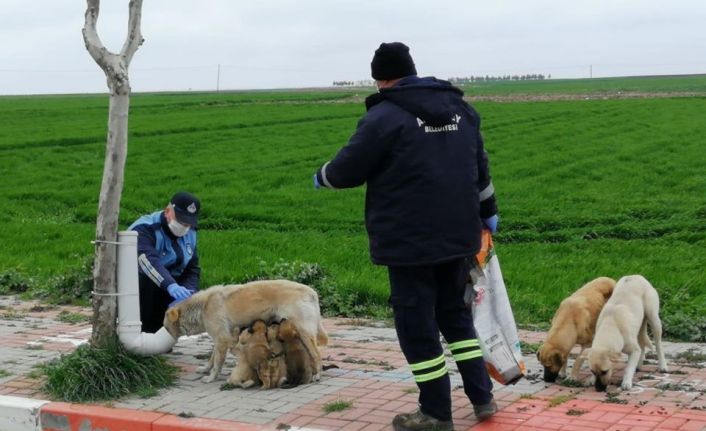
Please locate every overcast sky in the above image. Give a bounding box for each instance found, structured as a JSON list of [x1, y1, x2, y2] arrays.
[[1, 0, 704, 95]]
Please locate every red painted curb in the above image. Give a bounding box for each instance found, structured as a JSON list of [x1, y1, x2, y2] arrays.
[[41, 402, 163, 431], [39, 402, 264, 431]]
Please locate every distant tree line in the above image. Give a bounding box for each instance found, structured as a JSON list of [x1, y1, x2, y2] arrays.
[[449, 74, 550, 84], [332, 79, 375, 87], [334, 74, 552, 87]]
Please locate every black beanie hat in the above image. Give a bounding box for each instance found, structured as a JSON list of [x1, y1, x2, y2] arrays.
[[371, 42, 417, 80]]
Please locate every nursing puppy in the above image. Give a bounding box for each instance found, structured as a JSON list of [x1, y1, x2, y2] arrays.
[[537, 277, 616, 382], [257, 321, 288, 389], [279, 319, 321, 387], [227, 325, 262, 388], [588, 275, 668, 391], [163, 279, 328, 383]]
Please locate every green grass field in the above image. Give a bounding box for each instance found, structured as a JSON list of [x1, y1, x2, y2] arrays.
[[1, 75, 705, 339]]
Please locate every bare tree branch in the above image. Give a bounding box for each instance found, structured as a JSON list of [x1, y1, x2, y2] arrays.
[[121, 0, 145, 65]]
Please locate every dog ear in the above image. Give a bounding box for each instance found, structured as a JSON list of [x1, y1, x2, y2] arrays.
[[166, 308, 180, 323]]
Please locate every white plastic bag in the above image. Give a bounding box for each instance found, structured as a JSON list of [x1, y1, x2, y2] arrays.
[[466, 230, 525, 385]]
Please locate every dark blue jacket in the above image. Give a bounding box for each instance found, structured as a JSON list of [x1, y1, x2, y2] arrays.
[[128, 211, 200, 292], [316, 76, 497, 266]]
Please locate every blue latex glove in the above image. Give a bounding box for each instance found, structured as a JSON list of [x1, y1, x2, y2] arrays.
[[167, 283, 192, 301], [313, 173, 321, 189], [482, 214, 499, 234]]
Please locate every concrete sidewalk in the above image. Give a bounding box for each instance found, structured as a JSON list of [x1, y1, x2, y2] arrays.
[[1, 295, 706, 431]]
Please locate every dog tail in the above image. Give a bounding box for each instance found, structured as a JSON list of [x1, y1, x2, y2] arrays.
[[638, 318, 653, 350], [316, 319, 329, 347]]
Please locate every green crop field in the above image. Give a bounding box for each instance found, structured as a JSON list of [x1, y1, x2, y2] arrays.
[[1, 75, 705, 339]]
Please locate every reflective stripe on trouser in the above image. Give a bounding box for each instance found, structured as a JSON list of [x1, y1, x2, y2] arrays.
[[409, 354, 448, 383], [448, 339, 483, 362], [388, 259, 494, 418]]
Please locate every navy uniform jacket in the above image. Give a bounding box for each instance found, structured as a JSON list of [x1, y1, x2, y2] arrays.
[[316, 76, 497, 266], [128, 211, 200, 292]]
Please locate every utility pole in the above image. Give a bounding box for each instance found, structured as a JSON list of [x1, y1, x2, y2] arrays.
[[216, 64, 221, 92], [590, 64, 593, 79]]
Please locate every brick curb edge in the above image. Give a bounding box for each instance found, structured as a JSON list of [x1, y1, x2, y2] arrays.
[[1, 395, 324, 431]]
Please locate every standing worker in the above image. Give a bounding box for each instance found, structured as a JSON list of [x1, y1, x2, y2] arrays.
[[129, 192, 201, 333], [313, 42, 499, 430]]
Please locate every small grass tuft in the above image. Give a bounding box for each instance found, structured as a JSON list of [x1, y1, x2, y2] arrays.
[[0, 369, 11, 378], [56, 310, 91, 324], [519, 393, 536, 399], [520, 341, 542, 355], [548, 394, 575, 407], [604, 392, 628, 404], [403, 386, 419, 394], [42, 337, 179, 402], [323, 399, 352, 413], [673, 348, 706, 364], [558, 377, 588, 388], [566, 408, 587, 416]]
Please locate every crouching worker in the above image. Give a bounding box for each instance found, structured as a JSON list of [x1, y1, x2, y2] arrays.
[[129, 192, 201, 333]]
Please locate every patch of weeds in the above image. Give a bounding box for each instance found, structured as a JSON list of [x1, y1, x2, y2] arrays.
[[604, 392, 628, 404], [639, 374, 654, 380], [519, 393, 536, 400], [220, 382, 237, 391], [403, 386, 419, 394], [548, 394, 575, 407], [276, 424, 292, 430], [673, 348, 706, 364], [0, 369, 11, 378], [26, 369, 42, 379], [194, 353, 211, 360], [323, 399, 352, 413], [520, 341, 541, 355], [656, 382, 704, 393], [135, 386, 159, 398], [662, 310, 706, 342], [1, 310, 28, 320], [0, 268, 34, 295], [34, 257, 93, 305], [42, 337, 179, 402], [559, 378, 588, 388], [56, 311, 91, 324], [177, 412, 195, 418], [30, 304, 56, 312], [3, 360, 18, 365], [566, 408, 587, 416]]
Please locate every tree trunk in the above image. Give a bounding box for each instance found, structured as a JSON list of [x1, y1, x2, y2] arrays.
[[92, 93, 130, 346], [83, 0, 143, 347]]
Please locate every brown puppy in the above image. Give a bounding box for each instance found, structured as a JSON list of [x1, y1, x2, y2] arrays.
[[163, 280, 328, 383], [279, 319, 321, 386], [257, 322, 288, 389], [227, 326, 260, 388], [537, 277, 616, 382]]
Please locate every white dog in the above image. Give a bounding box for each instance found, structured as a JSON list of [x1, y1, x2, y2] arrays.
[[588, 275, 668, 391]]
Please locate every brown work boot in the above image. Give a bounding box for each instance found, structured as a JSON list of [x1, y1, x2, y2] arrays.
[[473, 399, 498, 421], [392, 408, 454, 431]]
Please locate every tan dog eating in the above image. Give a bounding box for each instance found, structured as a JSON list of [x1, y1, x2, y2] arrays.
[[163, 280, 328, 383], [537, 276, 616, 382]]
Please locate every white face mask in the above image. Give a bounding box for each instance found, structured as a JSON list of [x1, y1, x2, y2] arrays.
[[168, 219, 190, 237]]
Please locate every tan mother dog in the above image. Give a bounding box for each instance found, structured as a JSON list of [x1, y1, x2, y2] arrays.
[[537, 277, 615, 383], [163, 280, 328, 383], [588, 275, 668, 391]]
